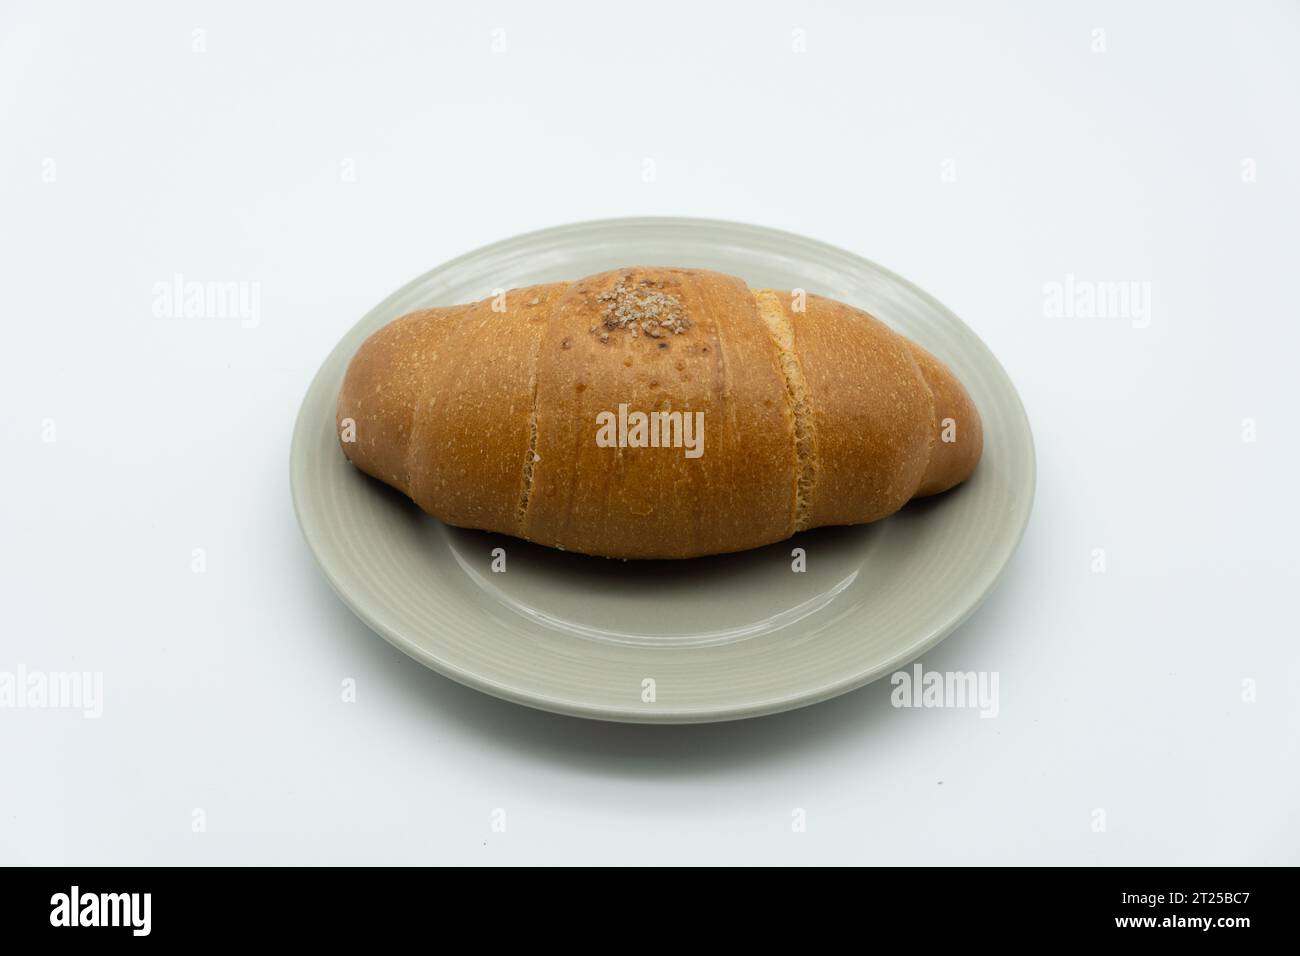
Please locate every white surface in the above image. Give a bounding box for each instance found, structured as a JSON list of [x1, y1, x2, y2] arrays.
[[1, 0, 1296, 865]]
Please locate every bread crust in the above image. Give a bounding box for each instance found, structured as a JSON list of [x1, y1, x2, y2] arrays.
[[337, 267, 982, 559]]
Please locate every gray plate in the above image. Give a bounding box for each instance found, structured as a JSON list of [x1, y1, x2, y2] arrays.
[[290, 218, 1035, 723]]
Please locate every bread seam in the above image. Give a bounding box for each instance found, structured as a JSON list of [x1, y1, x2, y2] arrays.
[[515, 336, 543, 536], [404, 353, 439, 499], [902, 346, 939, 497], [752, 288, 816, 532]]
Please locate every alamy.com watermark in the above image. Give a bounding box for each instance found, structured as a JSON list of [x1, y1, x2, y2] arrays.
[[595, 404, 704, 459], [1043, 274, 1152, 328], [151, 272, 261, 328], [0, 665, 103, 718], [890, 663, 999, 718]]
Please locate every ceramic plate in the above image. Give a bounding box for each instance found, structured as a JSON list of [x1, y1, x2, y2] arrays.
[[290, 218, 1035, 723]]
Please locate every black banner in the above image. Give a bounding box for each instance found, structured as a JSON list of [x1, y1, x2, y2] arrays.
[[0, 866, 1287, 941]]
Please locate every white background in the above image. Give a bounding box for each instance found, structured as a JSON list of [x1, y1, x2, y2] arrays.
[[2, 0, 1297, 865]]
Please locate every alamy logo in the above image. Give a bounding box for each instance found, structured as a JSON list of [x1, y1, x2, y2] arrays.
[[151, 272, 261, 328], [50, 886, 151, 936], [890, 663, 999, 718], [1042, 273, 1152, 328], [595, 404, 704, 459], [0, 665, 102, 718]]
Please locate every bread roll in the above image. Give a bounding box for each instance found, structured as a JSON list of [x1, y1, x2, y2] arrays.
[[336, 267, 982, 559]]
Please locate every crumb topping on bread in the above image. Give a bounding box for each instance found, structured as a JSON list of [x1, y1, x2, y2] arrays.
[[591, 276, 693, 342]]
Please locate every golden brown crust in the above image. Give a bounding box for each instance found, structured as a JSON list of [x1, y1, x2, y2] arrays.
[[756, 290, 935, 529], [335, 267, 982, 559], [524, 269, 796, 557]]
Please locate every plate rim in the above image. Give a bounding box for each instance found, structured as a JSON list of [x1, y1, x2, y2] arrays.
[[290, 215, 1037, 724]]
